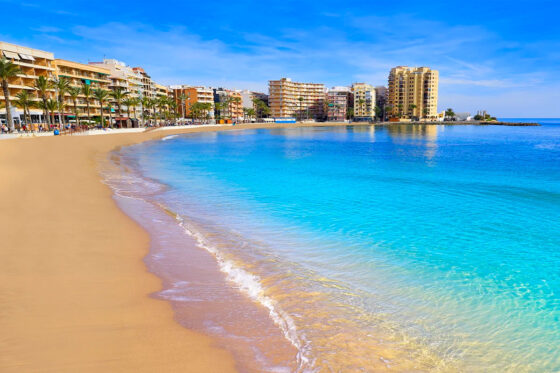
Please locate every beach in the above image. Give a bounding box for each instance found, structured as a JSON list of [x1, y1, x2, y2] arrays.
[[0, 122, 348, 372]]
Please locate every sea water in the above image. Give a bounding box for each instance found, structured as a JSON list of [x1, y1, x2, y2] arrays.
[[111, 121, 560, 372]]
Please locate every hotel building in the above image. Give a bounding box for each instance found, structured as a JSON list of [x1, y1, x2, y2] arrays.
[[327, 86, 351, 122], [54, 59, 111, 121], [268, 78, 325, 120], [351, 83, 376, 121], [0, 41, 55, 123], [171, 85, 214, 119], [387, 66, 439, 120], [213, 88, 243, 121]]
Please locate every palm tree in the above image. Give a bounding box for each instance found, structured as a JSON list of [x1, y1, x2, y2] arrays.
[[422, 107, 429, 120], [109, 88, 129, 128], [15, 90, 33, 130], [150, 98, 158, 125], [122, 97, 134, 120], [82, 83, 93, 126], [141, 96, 152, 126], [54, 77, 70, 128], [34, 76, 53, 127], [298, 96, 304, 121], [178, 93, 188, 118], [67, 87, 81, 127], [0, 57, 22, 132], [129, 97, 139, 120], [46, 99, 58, 126], [107, 102, 114, 127], [408, 104, 417, 118], [168, 99, 178, 124], [445, 108, 456, 121], [397, 104, 404, 118], [384, 105, 393, 120], [93, 88, 109, 128]]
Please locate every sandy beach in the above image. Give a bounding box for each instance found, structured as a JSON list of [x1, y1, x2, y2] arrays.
[[0, 122, 348, 372]]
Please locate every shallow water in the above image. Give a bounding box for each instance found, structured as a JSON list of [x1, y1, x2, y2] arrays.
[[109, 121, 560, 372]]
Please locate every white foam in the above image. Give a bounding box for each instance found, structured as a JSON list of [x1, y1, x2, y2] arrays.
[[175, 214, 316, 373], [162, 134, 179, 141]]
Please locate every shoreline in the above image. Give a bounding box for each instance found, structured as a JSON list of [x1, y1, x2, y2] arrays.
[[0, 122, 355, 372]]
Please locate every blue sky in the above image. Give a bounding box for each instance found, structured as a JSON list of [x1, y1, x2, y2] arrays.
[[1, 0, 559, 116]]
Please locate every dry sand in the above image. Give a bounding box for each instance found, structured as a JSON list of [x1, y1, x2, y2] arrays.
[[0, 123, 348, 372]]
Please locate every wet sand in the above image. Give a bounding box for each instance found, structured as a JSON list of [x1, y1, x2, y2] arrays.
[[0, 122, 348, 372]]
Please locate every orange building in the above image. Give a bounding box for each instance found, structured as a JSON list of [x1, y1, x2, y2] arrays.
[[171, 85, 214, 119]]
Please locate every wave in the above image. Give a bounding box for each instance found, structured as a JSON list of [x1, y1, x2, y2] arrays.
[[170, 211, 315, 372]]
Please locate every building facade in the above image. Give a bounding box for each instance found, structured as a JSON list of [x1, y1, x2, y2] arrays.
[[387, 66, 439, 120], [327, 86, 351, 122], [351, 83, 376, 121], [0, 42, 55, 124], [54, 59, 111, 121], [269, 78, 325, 120], [171, 85, 214, 120]]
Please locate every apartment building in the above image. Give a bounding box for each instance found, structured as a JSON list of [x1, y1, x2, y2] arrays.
[[89, 59, 144, 117], [171, 85, 214, 119], [0, 41, 55, 123], [268, 78, 325, 120], [54, 59, 111, 121], [327, 86, 351, 122], [351, 83, 376, 121], [213, 88, 243, 121], [155, 84, 170, 99], [133, 67, 156, 99], [387, 66, 439, 120]]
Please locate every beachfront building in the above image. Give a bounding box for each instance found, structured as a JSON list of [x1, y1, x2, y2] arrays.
[[213, 88, 243, 122], [268, 78, 325, 120], [0, 41, 55, 126], [54, 59, 112, 123], [171, 85, 214, 121], [387, 66, 439, 120], [89, 59, 144, 118], [155, 84, 170, 99], [351, 83, 376, 121], [327, 86, 351, 122], [133, 67, 156, 99]]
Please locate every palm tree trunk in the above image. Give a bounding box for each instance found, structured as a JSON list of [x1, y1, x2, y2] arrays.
[[86, 100, 91, 126], [117, 104, 122, 128], [74, 101, 79, 128], [2, 81, 14, 132], [100, 101, 104, 128], [42, 96, 49, 127]]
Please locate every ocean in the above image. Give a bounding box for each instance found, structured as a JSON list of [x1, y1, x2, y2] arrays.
[[106, 120, 560, 372]]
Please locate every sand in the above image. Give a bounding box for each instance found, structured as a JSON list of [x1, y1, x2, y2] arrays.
[[0, 123, 348, 372]]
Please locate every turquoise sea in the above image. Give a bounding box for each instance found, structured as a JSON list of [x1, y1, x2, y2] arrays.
[[111, 120, 560, 372]]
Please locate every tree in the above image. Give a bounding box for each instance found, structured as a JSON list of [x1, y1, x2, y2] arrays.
[[67, 87, 81, 127], [408, 104, 417, 118], [82, 83, 93, 126], [397, 104, 404, 118], [46, 99, 58, 126], [178, 93, 188, 118], [0, 57, 22, 132], [110, 88, 129, 128], [122, 97, 135, 120], [35, 76, 53, 127], [374, 105, 383, 121], [14, 90, 33, 130], [54, 77, 70, 128], [298, 96, 304, 121], [384, 105, 393, 120], [93, 88, 110, 128], [141, 96, 152, 126], [445, 108, 456, 121], [422, 107, 429, 120]]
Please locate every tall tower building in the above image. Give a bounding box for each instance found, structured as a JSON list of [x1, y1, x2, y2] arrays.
[[387, 66, 438, 120], [268, 78, 325, 120]]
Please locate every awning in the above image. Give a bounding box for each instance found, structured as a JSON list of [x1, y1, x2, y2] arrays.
[[18, 53, 35, 61], [2, 51, 20, 60]]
